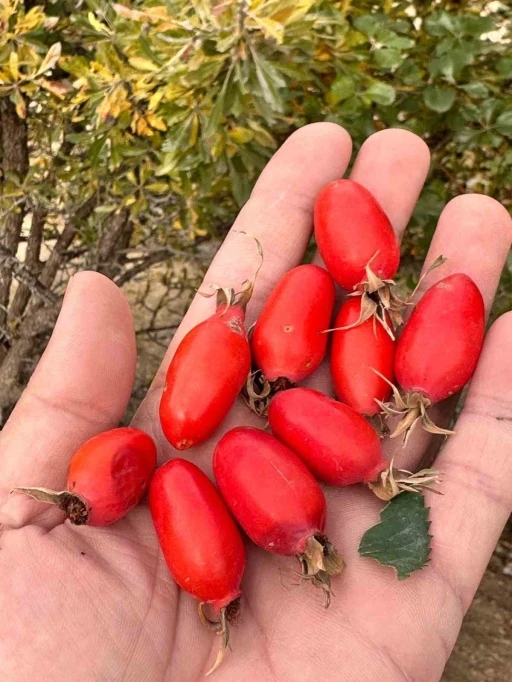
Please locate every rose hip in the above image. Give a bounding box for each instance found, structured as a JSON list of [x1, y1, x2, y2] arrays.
[[213, 427, 343, 606], [331, 297, 395, 416], [150, 459, 245, 674], [314, 179, 399, 291], [16, 427, 157, 525], [160, 295, 251, 450], [381, 273, 485, 444], [269, 388, 386, 486], [247, 264, 334, 415]]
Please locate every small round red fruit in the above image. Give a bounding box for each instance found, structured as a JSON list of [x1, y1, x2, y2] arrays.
[[314, 179, 400, 291], [213, 427, 343, 605], [160, 300, 251, 450], [150, 459, 245, 674], [268, 388, 386, 486], [16, 427, 157, 525], [331, 297, 395, 416]]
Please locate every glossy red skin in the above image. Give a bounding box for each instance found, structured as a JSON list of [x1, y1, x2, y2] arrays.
[[67, 427, 157, 526], [159, 304, 251, 450], [395, 273, 485, 403], [314, 179, 400, 291], [331, 297, 395, 416], [251, 265, 335, 382], [213, 427, 326, 556], [269, 388, 386, 486], [149, 459, 245, 612]]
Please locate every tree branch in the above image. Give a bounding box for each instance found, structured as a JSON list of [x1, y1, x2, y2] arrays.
[[0, 98, 29, 331], [9, 206, 46, 322]]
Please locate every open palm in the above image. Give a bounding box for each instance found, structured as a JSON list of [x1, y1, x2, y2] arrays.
[[1, 125, 511, 682]]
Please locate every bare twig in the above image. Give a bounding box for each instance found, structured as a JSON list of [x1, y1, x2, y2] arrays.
[[0, 99, 29, 332], [9, 206, 47, 322]]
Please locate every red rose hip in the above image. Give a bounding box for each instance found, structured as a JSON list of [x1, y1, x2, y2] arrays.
[[150, 459, 245, 674], [160, 296, 251, 450], [314, 179, 400, 291], [247, 265, 335, 415], [269, 388, 386, 486], [214, 427, 343, 605], [383, 273, 485, 442], [16, 427, 157, 525], [331, 297, 395, 416]]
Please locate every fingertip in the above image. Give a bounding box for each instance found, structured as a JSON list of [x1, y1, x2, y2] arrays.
[[442, 194, 512, 242], [350, 128, 430, 236]]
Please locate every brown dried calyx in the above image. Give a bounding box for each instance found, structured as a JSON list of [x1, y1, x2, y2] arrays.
[[244, 370, 295, 417], [198, 598, 240, 676], [374, 373, 455, 446], [298, 535, 345, 608], [14, 487, 89, 524], [334, 254, 448, 340], [368, 462, 441, 502]]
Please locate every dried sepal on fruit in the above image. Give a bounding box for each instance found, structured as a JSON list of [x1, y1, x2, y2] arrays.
[[298, 535, 345, 608], [374, 374, 455, 446], [336, 254, 448, 340], [367, 458, 441, 502]]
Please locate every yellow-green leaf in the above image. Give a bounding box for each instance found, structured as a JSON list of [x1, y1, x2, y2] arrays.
[[12, 89, 26, 119], [128, 57, 160, 72], [228, 126, 254, 144], [36, 42, 62, 77], [254, 17, 284, 44], [88, 11, 111, 35], [9, 51, 19, 81]]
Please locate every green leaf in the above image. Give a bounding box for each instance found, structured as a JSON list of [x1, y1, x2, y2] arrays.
[[328, 75, 355, 104], [353, 15, 379, 37], [423, 86, 456, 113], [374, 48, 402, 69], [459, 15, 494, 36], [359, 492, 432, 580], [88, 135, 107, 166], [424, 12, 457, 37], [366, 82, 396, 106], [460, 82, 488, 99], [429, 49, 473, 82], [496, 111, 512, 137], [497, 57, 512, 79]]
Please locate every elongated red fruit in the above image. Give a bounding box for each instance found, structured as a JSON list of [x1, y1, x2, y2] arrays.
[[314, 179, 400, 291], [396, 273, 485, 403], [214, 427, 343, 604], [16, 427, 157, 525], [160, 303, 251, 450], [269, 388, 386, 486], [331, 297, 395, 416], [150, 459, 245, 611], [251, 264, 335, 383], [150, 459, 245, 673]]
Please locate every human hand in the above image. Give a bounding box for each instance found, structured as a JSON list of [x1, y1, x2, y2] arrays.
[[1, 124, 511, 682]]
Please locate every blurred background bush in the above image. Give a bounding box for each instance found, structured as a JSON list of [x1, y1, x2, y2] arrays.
[[0, 2, 511, 677], [1, 0, 511, 420]]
